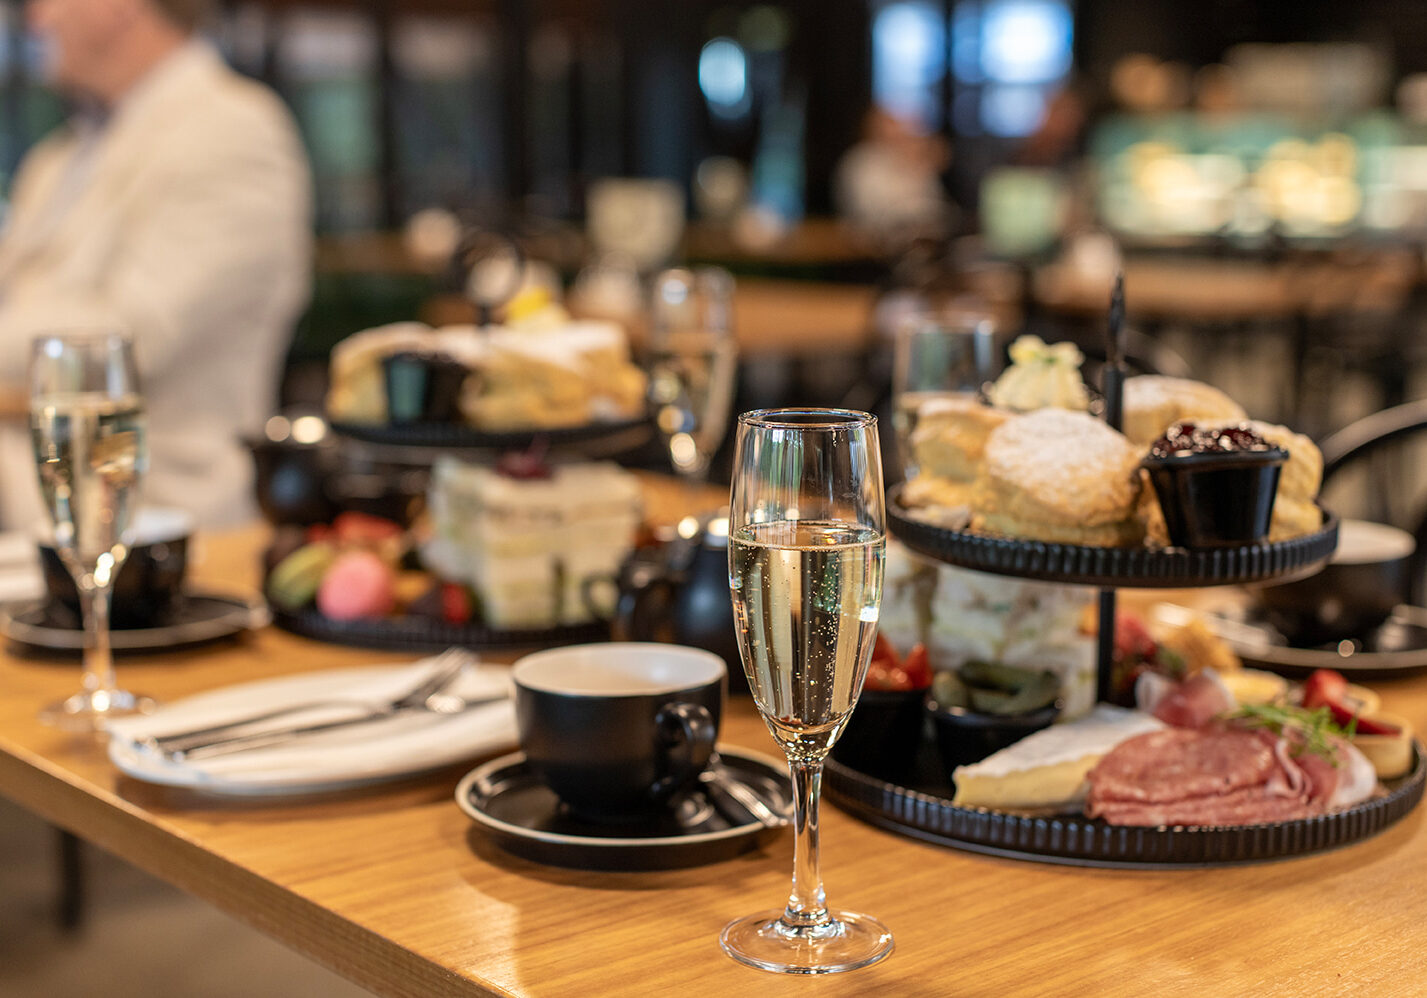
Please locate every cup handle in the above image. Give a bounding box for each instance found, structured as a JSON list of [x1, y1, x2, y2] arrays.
[[650, 701, 717, 798]]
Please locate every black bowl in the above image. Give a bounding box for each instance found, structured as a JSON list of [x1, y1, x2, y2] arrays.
[[1258, 518, 1415, 645], [926, 696, 1060, 778], [831, 688, 928, 779], [40, 508, 192, 629], [1143, 447, 1286, 548]]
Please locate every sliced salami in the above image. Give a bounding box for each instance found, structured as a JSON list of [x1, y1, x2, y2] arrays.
[[1087, 728, 1277, 805], [1089, 787, 1315, 827]]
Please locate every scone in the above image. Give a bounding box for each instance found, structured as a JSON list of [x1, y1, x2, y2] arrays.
[[901, 475, 977, 515], [972, 409, 1144, 546], [1122, 376, 1246, 448], [1139, 418, 1324, 544], [909, 396, 1012, 483]]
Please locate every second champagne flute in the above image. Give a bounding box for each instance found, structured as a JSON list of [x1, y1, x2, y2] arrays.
[[647, 266, 738, 482], [30, 331, 152, 729], [891, 307, 1001, 479], [721, 407, 893, 974]]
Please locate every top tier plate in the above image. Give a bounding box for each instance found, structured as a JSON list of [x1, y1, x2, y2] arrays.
[[887, 483, 1339, 588]]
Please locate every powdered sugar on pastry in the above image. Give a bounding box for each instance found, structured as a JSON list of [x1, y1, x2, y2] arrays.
[[975, 409, 1142, 541]]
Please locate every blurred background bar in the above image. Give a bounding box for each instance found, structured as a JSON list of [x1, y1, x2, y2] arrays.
[[0, 0, 1423, 468]]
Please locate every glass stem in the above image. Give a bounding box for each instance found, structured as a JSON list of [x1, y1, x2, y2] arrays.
[[783, 757, 831, 929], [77, 579, 117, 699]]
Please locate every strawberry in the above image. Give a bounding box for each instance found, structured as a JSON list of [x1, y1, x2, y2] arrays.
[[440, 583, 473, 625]]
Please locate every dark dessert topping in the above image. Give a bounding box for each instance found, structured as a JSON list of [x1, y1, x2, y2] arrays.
[[1149, 421, 1274, 459]]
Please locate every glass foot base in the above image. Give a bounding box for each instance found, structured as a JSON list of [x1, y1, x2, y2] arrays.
[[40, 689, 157, 731], [720, 909, 893, 975]]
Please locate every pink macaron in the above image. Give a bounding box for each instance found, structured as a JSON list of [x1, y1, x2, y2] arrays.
[[316, 549, 396, 621]]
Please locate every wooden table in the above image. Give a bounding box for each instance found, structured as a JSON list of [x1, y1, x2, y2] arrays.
[[3, 517, 1427, 995]]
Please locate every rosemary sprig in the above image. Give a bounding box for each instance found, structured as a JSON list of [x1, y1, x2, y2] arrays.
[[1225, 702, 1353, 766]]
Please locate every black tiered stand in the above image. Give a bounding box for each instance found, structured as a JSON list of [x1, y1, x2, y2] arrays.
[[888, 273, 1339, 699], [820, 277, 1427, 867]]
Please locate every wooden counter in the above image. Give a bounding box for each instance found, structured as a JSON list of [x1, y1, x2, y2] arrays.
[[418, 276, 879, 361], [1034, 248, 1420, 323], [3, 496, 1427, 996]]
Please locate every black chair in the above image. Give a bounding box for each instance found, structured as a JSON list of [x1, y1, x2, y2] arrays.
[[1319, 398, 1427, 606]]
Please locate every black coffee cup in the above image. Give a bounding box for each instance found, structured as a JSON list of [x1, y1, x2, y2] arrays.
[[39, 507, 193, 629], [512, 642, 725, 822]]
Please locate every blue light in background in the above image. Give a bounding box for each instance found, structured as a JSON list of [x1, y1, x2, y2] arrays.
[[981, 0, 1073, 85], [872, 1, 947, 127], [699, 37, 750, 117], [981, 84, 1051, 137]]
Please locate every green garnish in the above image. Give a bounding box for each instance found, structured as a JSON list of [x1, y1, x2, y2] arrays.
[[1226, 702, 1353, 765]]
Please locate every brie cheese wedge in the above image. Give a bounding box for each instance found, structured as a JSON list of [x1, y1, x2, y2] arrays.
[[952, 705, 1166, 811]]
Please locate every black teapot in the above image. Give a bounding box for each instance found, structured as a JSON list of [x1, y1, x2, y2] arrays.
[[604, 511, 747, 694]]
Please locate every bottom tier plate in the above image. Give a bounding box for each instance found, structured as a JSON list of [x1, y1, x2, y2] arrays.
[[271, 607, 609, 652], [824, 734, 1425, 868]]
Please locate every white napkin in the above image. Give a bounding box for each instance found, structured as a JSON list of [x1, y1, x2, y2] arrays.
[[106, 658, 517, 794]]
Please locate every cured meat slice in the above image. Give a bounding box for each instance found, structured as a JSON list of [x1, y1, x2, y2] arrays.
[[1090, 787, 1315, 827], [1150, 671, 1235, 729], [1087, 728, 1276, 805]]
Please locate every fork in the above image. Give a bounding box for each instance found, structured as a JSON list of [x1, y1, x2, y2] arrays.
[[164, 686, 507, 761], [137, 648, 474, 755]]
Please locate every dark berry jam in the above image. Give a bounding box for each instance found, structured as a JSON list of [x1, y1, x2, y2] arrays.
[[1149, 421, 1273, 459]]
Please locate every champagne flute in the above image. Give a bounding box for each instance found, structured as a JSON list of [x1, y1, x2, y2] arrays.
[[30, 332, 152, 729], [647, 266, 738, 481], [722, 407, 893, 975], [891, 306, 1001, 478]]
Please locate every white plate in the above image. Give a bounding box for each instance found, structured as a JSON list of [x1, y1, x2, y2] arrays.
[[107, 662, 517, 796]]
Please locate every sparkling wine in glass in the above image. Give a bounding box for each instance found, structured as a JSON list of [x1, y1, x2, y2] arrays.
[[891, 306, 1000, 478], [648, 267, 738, 480], [30, 332, 152, 729], [722, 407, 893, 975]]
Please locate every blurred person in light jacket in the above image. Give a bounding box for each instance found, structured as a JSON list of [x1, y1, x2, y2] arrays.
[[0, 0, 311, 529]]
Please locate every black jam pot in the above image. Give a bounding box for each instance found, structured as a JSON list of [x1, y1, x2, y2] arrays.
[[382, 351, 468, 424], [926, 696, 1060, 778], [1142, 447, 1287, 548]]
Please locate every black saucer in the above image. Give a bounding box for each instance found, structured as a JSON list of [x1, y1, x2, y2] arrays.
[[455, 746, 791, 870], [0, 589, 268, 655], [1206, 604, 1427, 678]]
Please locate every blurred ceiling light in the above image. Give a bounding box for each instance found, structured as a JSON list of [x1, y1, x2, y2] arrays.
[[291, 416, 327, 445], [700, 37, 750, 118], [980, 0, 1072, 85], [872, 1, 945, 128]]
